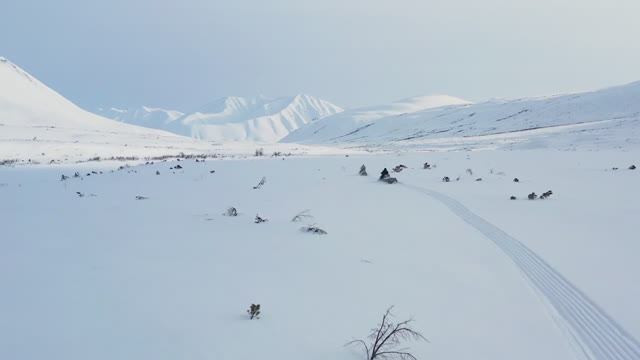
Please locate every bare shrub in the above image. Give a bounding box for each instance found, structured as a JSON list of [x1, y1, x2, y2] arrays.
[[359, 165, 368, 176], [247, 304, 261, 319], [253, 176, 267, 189], [291, 210, 313, 222], [540, 190, 553, 199], [300, 225, 328, 235], [347, 306, 427, 360], [393, 165, 408, 173], [224, 207, 238, 216]]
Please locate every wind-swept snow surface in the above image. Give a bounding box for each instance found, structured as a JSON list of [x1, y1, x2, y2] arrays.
[[99, 95, 343, 143], [0, 57, 214, 162], [283, 83, 640, 151], [1, 150, 638, 360]]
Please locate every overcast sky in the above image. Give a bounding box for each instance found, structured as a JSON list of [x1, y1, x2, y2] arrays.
[[2, 0, 639, 111]]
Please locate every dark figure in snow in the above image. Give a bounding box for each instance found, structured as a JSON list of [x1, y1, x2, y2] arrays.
[[630, 165, 637, 170], [380, 168, 390, 180], [379, 168, 397, 184], [442, 176, 450, 182], [510, 196, 517, 200], [423, 162, 431, 169], [528, 192, 537, 200], [359, 165, 368, 176], [513, 178, 520, 183]]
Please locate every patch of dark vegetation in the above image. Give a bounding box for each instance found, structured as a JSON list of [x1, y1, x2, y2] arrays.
[[247, 304, 261, 320], [300, 225, 328, 235]]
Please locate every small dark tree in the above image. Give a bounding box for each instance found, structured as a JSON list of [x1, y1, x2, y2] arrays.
[[442, 176, 450, 182], [513, 178, 520, 182], [247, 304, 261, 319], [359, 165, 368, 176], [347, 306, 427, 360], [156, 170, 160, 175], [255, 148, 264, 157], [528, 192, 537, 200], [466, 168, 473, 176], [60, 174, 69, 181]]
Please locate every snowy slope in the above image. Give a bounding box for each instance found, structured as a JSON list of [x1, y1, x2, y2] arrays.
[[1, 150, 639, 360], [283, 83, 640, 150], [96, 106, 185, 129], [283, 95, 470, 144], [0, 57, 214, 162], [168, 94, 343, 142]]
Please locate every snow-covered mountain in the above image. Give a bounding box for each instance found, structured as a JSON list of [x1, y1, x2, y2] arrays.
[[99, 95, 343, 143], [175, 94, 342, 142], [0, 57, 212, 162], [283, 83, 640, 150], [96, 106, 184, 129]]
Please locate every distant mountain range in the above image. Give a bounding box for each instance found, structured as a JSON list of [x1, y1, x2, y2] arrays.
[[97, 94, 343, 142]]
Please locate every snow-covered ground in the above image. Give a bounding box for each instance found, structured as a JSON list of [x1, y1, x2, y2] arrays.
[[2, 149, 638, 360]]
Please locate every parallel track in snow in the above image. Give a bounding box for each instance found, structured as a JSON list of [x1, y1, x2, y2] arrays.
[[401, 184, 640, 360]]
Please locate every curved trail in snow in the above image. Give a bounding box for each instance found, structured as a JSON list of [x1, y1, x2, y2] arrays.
[[401, 183, 640, 360]]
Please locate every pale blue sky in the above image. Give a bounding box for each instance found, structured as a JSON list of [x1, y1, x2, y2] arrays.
[[2, 0, 639, 111]]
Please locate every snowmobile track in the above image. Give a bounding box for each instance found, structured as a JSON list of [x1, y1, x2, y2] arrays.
[[402, 184, 640, 360]]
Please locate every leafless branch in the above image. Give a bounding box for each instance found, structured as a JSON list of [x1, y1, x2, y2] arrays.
[[347, 306, 427, 360]]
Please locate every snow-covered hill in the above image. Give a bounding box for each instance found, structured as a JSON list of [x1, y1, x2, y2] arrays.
[[283, 94, 470, 144], [96, 106, 185, 129], [0, 57, 214, 162], [283, 83, 640, 150], [98, 95, 342, 143]]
